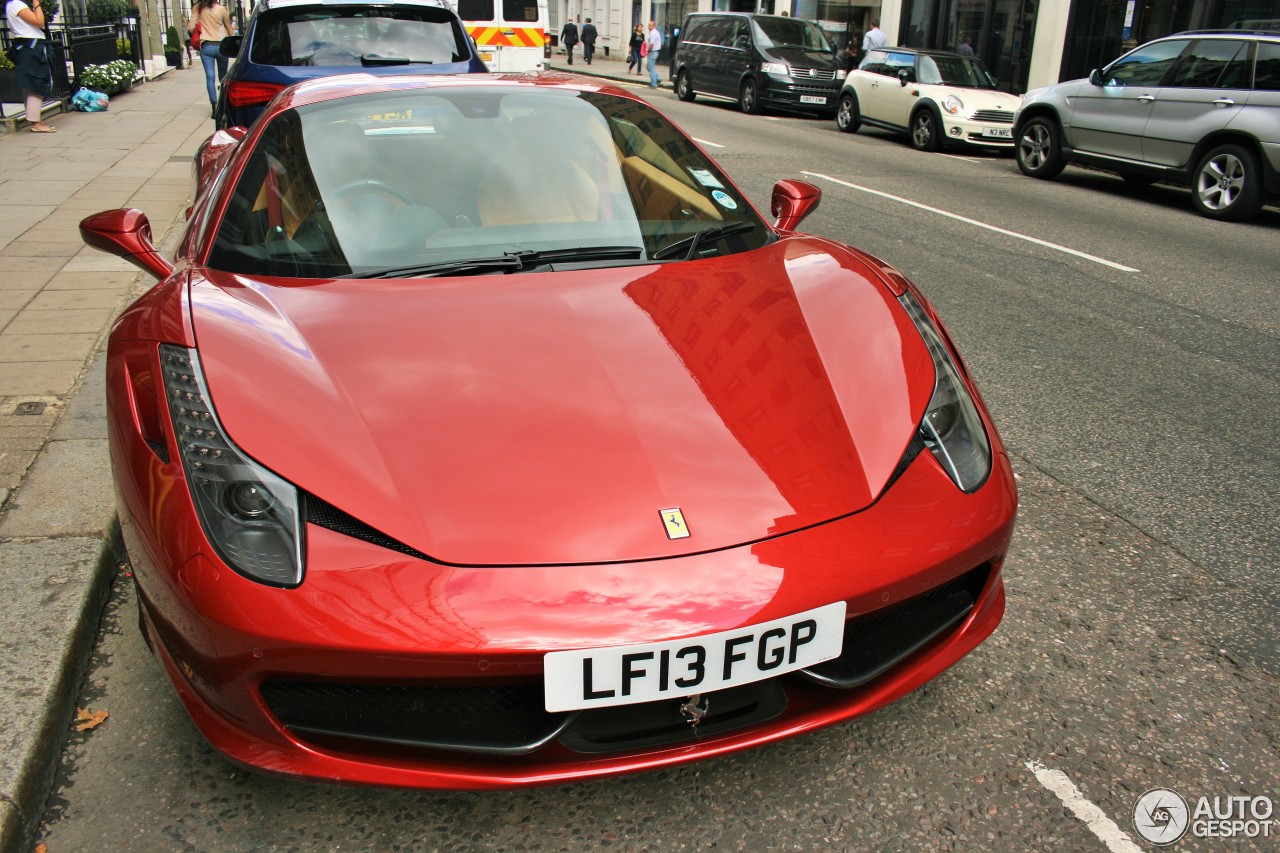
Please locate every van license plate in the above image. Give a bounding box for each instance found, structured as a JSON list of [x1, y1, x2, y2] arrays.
[[800, 95, 827, 105], [480, 52, 495, 63], [543, 601, 846, 712], [982, 127, 1013, 139]]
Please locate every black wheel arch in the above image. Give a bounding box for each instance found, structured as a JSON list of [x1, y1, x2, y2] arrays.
[[1188, 132, 1280, 197]]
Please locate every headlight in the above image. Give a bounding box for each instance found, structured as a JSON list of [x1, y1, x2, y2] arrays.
[[941, 94, 965, 115], [835, 69, 847, 80], [161, 344, 305, 587], [761, 62, 789, 76], [900, 293, 991, 492]]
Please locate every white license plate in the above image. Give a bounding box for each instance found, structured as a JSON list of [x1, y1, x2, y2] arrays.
[[543, 602, 846, 712], [800, 95, 827, 105], [981, 127, 1013, 139]]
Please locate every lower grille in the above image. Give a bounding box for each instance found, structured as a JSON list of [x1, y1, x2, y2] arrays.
[[801, 564, 990, 689], [970, 109, 1014, 124], [560, 681, 787, 754], [262, 565, 991, 758], [261, 681, 572, 756]]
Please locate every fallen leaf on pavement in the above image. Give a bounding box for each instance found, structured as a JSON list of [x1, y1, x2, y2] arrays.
[[74, 707, 109, 731]]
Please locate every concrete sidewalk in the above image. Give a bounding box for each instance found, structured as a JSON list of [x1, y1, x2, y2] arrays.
[[0, 64, 213, 852]]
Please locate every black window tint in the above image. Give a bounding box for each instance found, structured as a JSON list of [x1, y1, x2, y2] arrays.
[[1166, 39, 1248, 88], [1102, 39, 1189, 86], [249, 6, 470, 66], [457, 0, 493, 20], [1256, 42, 1280, 90], [501, 0, 538, 23], [730, 19, 749, 49], [704, 18, 734, 47], [681, 18, 708, 44]]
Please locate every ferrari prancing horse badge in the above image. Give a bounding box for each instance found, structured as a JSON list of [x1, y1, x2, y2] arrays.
[[660, 508, 690, 540]]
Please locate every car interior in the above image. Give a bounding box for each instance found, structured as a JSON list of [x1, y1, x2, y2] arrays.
[[207, 91, 745, 277]]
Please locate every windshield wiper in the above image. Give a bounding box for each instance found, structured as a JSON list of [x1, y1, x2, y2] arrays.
[[652, 221, 757, 261], [361, 54, 417, 66], [342, 246, 645, 279]]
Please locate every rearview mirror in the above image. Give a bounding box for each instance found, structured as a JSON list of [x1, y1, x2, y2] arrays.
[[220, 35, 242, 58], [1089, 68, 1104, 86], [79, 209, 175, 280], [771, 180, 821, 231], [898, 68, 910, 86]]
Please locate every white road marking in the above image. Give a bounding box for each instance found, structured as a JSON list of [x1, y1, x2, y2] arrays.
[[802, 171, 1140, 272], [1025, 760, 1145, 853], [937, 153, 983, 164], [692, 137, 725, 148]]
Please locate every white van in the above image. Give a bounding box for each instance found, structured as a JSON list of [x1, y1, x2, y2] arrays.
[[457, 0, 549, 71]]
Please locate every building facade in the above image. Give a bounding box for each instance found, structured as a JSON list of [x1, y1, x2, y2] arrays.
[[554, 0, 1280, 93]]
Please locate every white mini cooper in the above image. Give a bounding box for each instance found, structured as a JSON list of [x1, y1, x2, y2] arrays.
[[836, 47, 1023, 152]]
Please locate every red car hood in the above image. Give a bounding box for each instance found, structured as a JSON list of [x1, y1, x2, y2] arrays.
[[189, 237, 935, 566]]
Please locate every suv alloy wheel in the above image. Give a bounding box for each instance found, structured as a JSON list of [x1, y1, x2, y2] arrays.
[[1016, 116, 1066, 179], [1192, 143, 1265, 221]]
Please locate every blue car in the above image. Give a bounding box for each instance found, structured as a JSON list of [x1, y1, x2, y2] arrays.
[[215, 0, 488, 129]]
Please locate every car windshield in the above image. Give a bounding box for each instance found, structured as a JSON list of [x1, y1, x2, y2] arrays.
[[750, 17, 832, 52], [248, 6, 470, 66], [917, 54, 998, 88], [207, 87, 770, 278]]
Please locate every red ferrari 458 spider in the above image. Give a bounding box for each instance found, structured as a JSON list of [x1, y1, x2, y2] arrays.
[[81, 72, 1017, 789]]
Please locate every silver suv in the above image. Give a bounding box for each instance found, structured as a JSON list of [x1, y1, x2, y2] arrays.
[[1014, 30, 1280, 221]]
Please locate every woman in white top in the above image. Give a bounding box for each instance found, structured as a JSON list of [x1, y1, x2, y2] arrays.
[[189, 0, 233, 114], [4, 0, 55, 132]]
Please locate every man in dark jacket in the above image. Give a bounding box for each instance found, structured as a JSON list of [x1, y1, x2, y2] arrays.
[[561, 18, 579, 64], [581, 18, 597, 64]]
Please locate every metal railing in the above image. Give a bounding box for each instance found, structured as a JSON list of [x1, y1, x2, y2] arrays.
[[2, 17, 142, 102]]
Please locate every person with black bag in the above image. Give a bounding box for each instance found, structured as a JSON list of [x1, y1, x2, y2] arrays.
[[4, 0, 56, 132], [626, 23, 644, 74]]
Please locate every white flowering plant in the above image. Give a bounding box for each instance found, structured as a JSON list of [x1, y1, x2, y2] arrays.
[[79, 60, 138, 90]]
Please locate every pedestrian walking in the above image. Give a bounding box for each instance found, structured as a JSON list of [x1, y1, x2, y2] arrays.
[[581, 17, 597, 64], [645, 20, 663, 88], [561, 18, 579, 64], [957, 34, 975, 57], [862, 18, 887, 53], [190, 0, 233, 115], [5, 0, 56, 132], [182, 10, 194, 64], [627, 23, 644, 74]]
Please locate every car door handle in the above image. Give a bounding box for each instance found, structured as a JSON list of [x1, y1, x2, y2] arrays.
[[1137, 94, 1156, 103], [1213, 98, 1235, 107]]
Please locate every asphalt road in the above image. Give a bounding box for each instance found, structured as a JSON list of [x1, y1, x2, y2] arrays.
[[38, 86, 1280, 852]]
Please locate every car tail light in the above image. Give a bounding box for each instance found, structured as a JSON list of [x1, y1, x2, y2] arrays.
[[226, 80, 286, 108]]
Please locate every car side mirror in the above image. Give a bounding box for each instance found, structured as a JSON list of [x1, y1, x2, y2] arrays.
[[898, 68, 910, 86], [220, 35, 242, 58], [80, 209, 175, 281], [1089, 68, 1104, 86], [771, 180, 821, 231]]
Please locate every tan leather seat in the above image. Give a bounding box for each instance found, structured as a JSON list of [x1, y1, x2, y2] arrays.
[[476, 115, 601, 226]]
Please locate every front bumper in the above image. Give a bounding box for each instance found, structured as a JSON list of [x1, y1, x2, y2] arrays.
[[943, 116, 1015, 149], [761, 77, 842, 113], [121, 437, 1017, 788]]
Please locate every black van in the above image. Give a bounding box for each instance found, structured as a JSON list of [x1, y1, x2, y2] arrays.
[[672, 13, 845, 116]]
